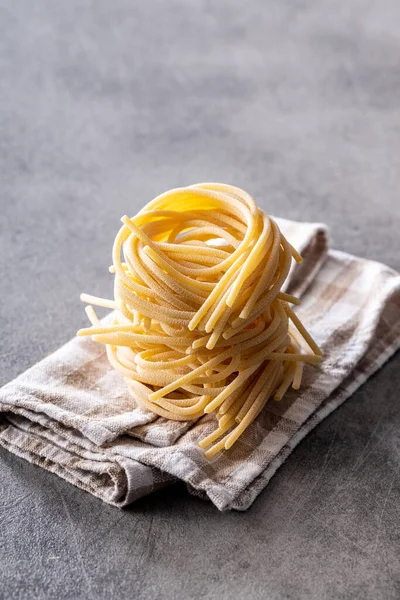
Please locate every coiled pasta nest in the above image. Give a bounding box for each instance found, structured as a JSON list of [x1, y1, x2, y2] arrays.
[[79, 183, 321, 457]]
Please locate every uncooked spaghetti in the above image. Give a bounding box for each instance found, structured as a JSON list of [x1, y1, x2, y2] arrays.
[[78, 183, 322, 457]]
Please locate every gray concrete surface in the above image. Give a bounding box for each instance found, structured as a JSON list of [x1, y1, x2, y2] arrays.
[[0, 1, 399, 599]]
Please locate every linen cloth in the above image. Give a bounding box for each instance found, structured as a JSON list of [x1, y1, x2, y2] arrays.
[[0, 219, 399, 511]]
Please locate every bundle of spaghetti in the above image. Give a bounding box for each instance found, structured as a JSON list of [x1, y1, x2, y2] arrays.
[[78, 183, 322, 458]]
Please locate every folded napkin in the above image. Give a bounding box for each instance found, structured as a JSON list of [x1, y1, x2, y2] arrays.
[[1, 219, 399, 511]]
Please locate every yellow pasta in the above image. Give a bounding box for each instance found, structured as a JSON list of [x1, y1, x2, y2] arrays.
[[78, 183, 322, 457]]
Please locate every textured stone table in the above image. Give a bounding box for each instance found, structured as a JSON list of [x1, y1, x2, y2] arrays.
[[1, 2, 399, 599]]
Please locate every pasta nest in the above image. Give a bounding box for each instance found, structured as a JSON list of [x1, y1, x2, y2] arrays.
[[79, 183, 321, 457]]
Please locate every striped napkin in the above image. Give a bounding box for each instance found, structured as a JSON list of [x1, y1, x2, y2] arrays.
[[0, 219, 399, 511]]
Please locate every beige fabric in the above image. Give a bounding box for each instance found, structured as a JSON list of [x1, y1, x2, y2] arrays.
[[0, 218, 399, 510]]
